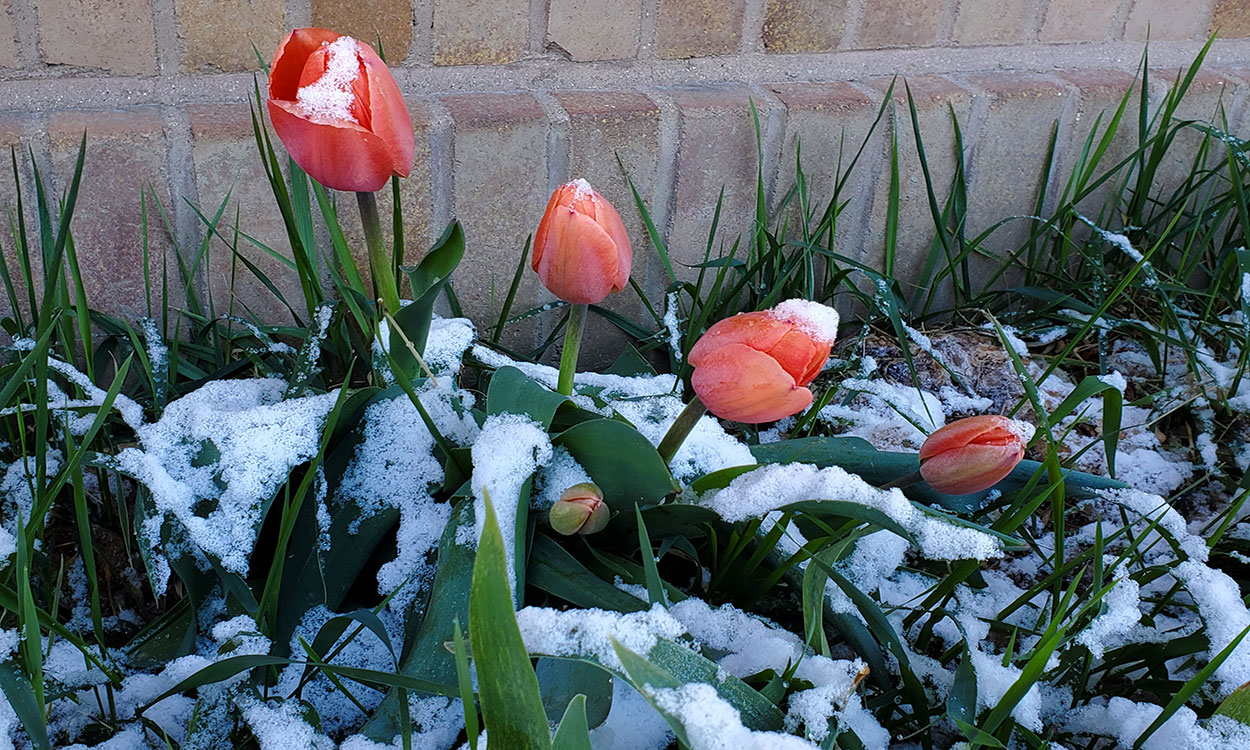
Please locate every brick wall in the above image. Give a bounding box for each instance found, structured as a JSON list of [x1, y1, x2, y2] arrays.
[[0, 0, 1248, 348]]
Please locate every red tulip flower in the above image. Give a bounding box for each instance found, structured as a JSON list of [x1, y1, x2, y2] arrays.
[[267, 28, 415, 193], [918, 415, 1030, 494], [688, 300, 838, 424], [533, 179, 632, 305]]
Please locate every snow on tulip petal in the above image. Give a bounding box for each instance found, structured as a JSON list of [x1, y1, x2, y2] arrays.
[[692, 343, 814, 424], [267, 28, 415, 192]]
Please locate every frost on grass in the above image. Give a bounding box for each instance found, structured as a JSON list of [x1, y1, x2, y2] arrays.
[[820, 375, 945, 451], [336, 381, 478, 612], [700, 462, 1003, 561], [116, 379, 338, 587], [647, 683, 815, 750], [471, 413, 553, 592], [0, 450, 62, 567], [517, 604, 684, 671], [471, 343, 680, 410]]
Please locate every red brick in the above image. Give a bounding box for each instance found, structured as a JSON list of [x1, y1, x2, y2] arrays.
[[857, 0, 942, 49], [311, 0, 413, 64], [1211, 0, 1250, 37], [49, 109, 174, 319], [37, 0, 157, 75], [433, 0, 527, 65], [548, 0, 642, 61], [1125, 0, 1210, 41], [442, 93, 549, 348], [952, 0, 1031, 45], [1039, 0, 1117, 42], [761, 0, 846, 53], [667, 87, 771, 280], [0, 0, 19, 69], [656, 0, 745, 58]]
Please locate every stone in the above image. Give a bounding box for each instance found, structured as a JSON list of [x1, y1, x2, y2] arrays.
[[311, 0, 414, 64], [175, 0, 286, 72], [857, 0, 942, 49], [655, 0, 745, 58], [433, 0, 527, 66], [761, 0, 846, 53], [0, 0, 20, 69], [37, 0, 157, 75], [48, 109, 175, 319], [548, 0, 641, 61], [952, 0, 1031, 45]]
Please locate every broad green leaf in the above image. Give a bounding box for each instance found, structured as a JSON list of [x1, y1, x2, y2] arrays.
[[391, 220, 465, 374], [609, 640, 690, 746], [947, 647, 977, 726], [554, 420, 678, 511], [470, 493, 551, 750], [538, 658, 612, 728], [0, 660, 49, 750], [487, 365, 573, 429], [528, 534, 649, 613], [1214, 680, 1250, 726]]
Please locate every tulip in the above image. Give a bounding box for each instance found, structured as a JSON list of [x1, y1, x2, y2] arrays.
[[918, 415, 1029, 495], [688, 300, 837, 424], [267, 28, 415, 193], [548, 483, 610, 536], [533, 179, 632, 305], [532, 179, 632, 396]]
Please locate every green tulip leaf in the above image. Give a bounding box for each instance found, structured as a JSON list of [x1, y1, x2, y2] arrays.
[[554, 420, 679, 511]]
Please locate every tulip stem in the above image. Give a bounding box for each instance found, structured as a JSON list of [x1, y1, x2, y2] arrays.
[[356, 190, 401, 315], [881, 470, 923, 490], [657, 396, 708, 466], [556, 303, 588, 396]]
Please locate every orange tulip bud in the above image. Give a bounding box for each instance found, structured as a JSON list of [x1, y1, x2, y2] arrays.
[[532, 180, 632, 304], [918, 415, 1030, 494], [688, 300, 838, 424], [267, 28, 415, 192], [548, 483, 610, 535]]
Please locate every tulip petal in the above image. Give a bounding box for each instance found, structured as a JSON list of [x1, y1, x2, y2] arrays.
[[919, 442, 1024, 495], [589, 193, 632, 294], [688, 312, 788, 367], [269, 28, 340, 101], [692, 343, 814, 424], [531, 185, 569, 272], [358, 41, 416, 179], [534, 207, 620, 304], [267, 99, 397, 192]]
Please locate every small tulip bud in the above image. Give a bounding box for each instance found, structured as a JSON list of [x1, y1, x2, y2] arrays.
[[918, 415, 1031, 495], [548, 482, 610, 535]]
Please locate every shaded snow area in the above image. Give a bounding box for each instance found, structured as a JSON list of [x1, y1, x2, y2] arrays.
[[116, 379, 338, 589]]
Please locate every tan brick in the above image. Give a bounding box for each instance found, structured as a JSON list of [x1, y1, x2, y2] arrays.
[[433, 0, 527, 65], [961, 75, 1070, 278], [0, 0, 19, 69], [1125, 0, 1210, 40], [952, 0, 1031, 45], [175, 0, 285, 72], [1039, 0, 1117, 42], [37, 0, 157, 75], [861, 77, 974, 305], [1146, 70, 1239, 197], [189, 104, 303, 323], [1212, 0, 1250, 37], [857, 0, 942, 49], [769, 82, 881, 266], [761, 0, 846, 53], [548, 0, 641, 61], [656, 0, 745, 58], [49, 109, 174, 319], [442, 93, 548, 348], [553, 91, 661, 362], [667, 87, 770, 281], [311, 0, 413, 64]]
